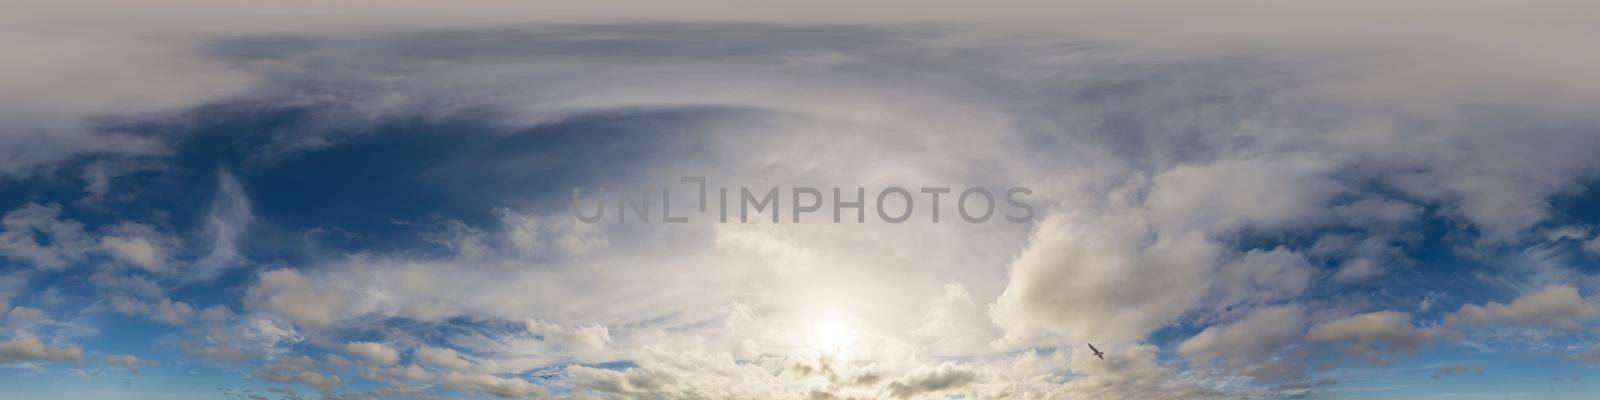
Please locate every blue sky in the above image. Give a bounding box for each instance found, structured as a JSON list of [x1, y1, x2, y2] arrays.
[[4, 2, 1600, 399]]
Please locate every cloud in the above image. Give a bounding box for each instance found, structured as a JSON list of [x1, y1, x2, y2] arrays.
[[415, 345, 475, 372], [885, 363, 980, 399], [105, 354, 159, 372], [193, 169, 255, 280], [0, 336, 83, 364], [1055, 344, 1224, 400], [1146, 155, 1343, 232], [1211, 248, 1313, 313], [5, 306, 47, 324], [1565, 345, 1600, 366], [524, 320, 613, 362], [496, 208, 609, 257], [245, 269, 347, 330], [97, 222, 179, 273], [440, 372, 545, 399], [2, 14, 1600, 400], [342, 341, 400, 366], [909, 282, 997, 355], [91, 272, 195, 325], [1444, 285, 1598, 331], [251, 356, 341, 393], [0, 203, 93, 270], [991, 206, 1220, 348], [1332, 258, 1383, 283], [1306, 311, 1443, 365], [1178, 305, 1308, 379], [0, 271, 26, 310], [1430, 363, 1482, 379], [0, 23, 253, 179]]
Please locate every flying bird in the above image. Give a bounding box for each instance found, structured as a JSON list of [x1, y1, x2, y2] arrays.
[[1087, 343, 1105, 360], [540, 374, 557, 380]]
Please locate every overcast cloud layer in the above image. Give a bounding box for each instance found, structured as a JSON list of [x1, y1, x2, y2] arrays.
[[3, 2, 1600, 399]]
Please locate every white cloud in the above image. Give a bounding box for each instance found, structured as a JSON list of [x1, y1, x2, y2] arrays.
[[343, 341, 401, 366], [0, 336, 82, 364], [1211, 248, 1313, 313], [0, 203, 93, 270], [1306, 311, 1442, 365], [1178, 305, 1307, 379], [991, 206, 1220, 349], [1445, 285, 1598, 331], [252, 356, 341, 393], [1, 10, 1597, 399], [885, 363, 980, 399], [525, 320, 613, 362], [1332, 258, 1383, 283], [1146, 155, 1343, 232], [5, 306, 47, 324], [193, 169, 254, 280], [909, 282, 997, 355], [91, 272, 195, 325], [415, 345, 475, 371], [0, 24, 253, 178], [0, 271, 26, 310], [97, 222, 179, 273], [441, 371, 545, 399], [245, 269, 348, 330], [496, 208, 609, 257]]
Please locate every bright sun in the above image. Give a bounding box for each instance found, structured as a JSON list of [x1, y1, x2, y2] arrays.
[[813, 319, 853, 354]]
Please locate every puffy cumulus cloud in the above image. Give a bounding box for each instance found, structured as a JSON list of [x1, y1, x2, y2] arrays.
[[440, 372, 545, 399], [1444, 285, 1598, 331], [178, 313, 304, 365], [252, 356, 342, 393], [1178, 305, 1308, 379], [0, 203, 93, 270], [97, 222, 180, 273], [415, 345, 476, 372], [343, 341, 401, 366], [884, 363, 980, 399], [1430, 363, 1482, 379], [0, 204, 181, 274], [1306, 311, 1444, 365], [992, 206, 1221, 349], [5, 306, 47, 324], [0, 336, 83, 364], [104, 354, 159, 372], [1054, 344, 1224, 400], [245, 269, 348, 330]]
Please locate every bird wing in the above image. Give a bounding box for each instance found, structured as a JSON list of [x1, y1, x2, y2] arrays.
[[1087, 343, 1099, 352]]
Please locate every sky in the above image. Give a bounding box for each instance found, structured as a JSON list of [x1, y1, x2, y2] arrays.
[[3, 1, 1600, 399]]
